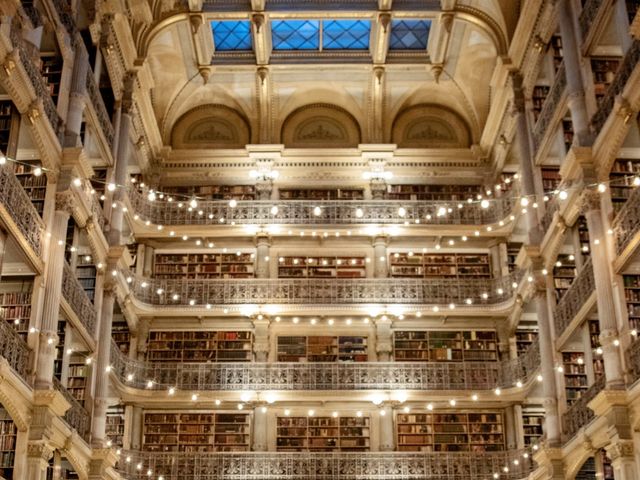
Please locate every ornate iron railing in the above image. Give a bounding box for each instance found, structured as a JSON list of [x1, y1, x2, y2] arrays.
[[626, 339, 640, 383], [123, 270, 523, 307], [0, 165, 44, 257], [110, 339, 539, 391], [540, 198, 559, 237], [62, 262, 96, 335], [0, 316, 31, 382], [51, 0, 77, 35], [553, 258, 595, 337], [9, 24, 60, 137], [613, 186, 640, 254], [532, 63, 567, 153], [85, 66, 114, 150], [579, 0, 606, 40], [116, 449, 534, 480], [591, 40, 640, 133], [127, 187, 518, 227], [21, 3, 43, 27], [53, 377, 91, 442], [562, 375, 605, 441]]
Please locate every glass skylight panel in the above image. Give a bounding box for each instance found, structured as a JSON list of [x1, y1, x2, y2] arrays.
[[389, 19, 431, 50], [323, 20, 371, 50], [272, 20, 320, 50], [211, 20, 253, 51]]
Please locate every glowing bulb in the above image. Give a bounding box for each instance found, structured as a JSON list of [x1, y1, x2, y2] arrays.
[[189, 197, 198, 209], [313, 206, 322, 216], [559, 190, 568, 200], [597, 183, 606, 193], [481, 199, 490, 209], [270, 206, 278, 215], [398, 207, 406, 217], [229, 199, 237, 208]]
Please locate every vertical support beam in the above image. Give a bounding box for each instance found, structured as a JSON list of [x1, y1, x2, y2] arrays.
[[64, 41, 88, 147], [372, 235, 388, 278], [256, 67, 272, 143], [25, 443, 52, 480], [375, 316, 393, 361], [253, 318, 270, 362], [255, 234, 271, 279], [378, 403, 394, 451], [252, 405, 268, 451]]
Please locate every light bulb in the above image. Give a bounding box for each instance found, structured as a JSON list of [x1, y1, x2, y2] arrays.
[[559, 190, 568, 200], [229, 199, 237, 208], [597, 183, 606, 193], [270, 206, 278, 215], [0, 155, 5, 165], [481, 199, 490, 209], [313, 206, 322, 216], [398, 207, 406, 217], [355, 208, 364, 218]]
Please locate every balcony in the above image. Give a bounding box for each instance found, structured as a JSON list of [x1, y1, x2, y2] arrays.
[[553, 258, 596, 340], [127, 187, 519, 229], [0, 315, 31, 383], [122, 270, 523, 310], [627, 339, 640, 384], [561, 375, 605, 441], [579, 0, 612, 46], [613, 186, 640, 266], [0, 165, 45, 268], [532, 63, 567, 155], [110, 339, 539, 392], [53, 377, 91, 442], [62, 262, 96, 337], [116, 449, 535, 480]]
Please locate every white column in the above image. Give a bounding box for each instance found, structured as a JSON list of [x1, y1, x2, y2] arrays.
[[255, 234, 271, 279], [372, 235, 388, 278], [64, 42, 88, 147], [608, 441, 639, 480], [25, 443, 52, 480], [252, 405, 268, 451], [370, 179, 387, 199], [375, 316, 393, 361], [378, 403, 394, 451], [253, 318, 270, 362]]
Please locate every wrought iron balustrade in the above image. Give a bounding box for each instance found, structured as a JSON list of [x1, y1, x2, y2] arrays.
[[85, 63, 114, 150], [110, 339, 539, 391], [0, 165, 44, 257], [562, 375, 605, 441], [51, 0, 77, 36], [0, 315, 31, 382], [53, 377, 91, 442], [553, 258, 595, 337], [127, 187, 518, 227], [591, 40, 640, 133], [62, 262, 96, 335], [116, 449, 534, 480], [626, 339, 640, 383], [532, 63, 567, 153], [540, 198, 559, 236], [613, 186, 640, 254], [579, 0, 606, 39], [124, 270, 523, 307]]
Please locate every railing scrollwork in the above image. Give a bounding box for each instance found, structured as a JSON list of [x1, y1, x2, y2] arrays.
[[532, 63, 567, 153], [614, 185, 640, 254], [562, 375, 605, 441], [62, 262, 96, 335], [53, 377, 91, 441], [553, 258, 595, 337], [0, 316, 31, 382]]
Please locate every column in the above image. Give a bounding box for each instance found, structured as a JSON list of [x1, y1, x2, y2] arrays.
[[372, 235, 388, 278], [25, 443, 52, 480], [582, 192, 625, 388], [569, 225, 585, 271], [375, 316, 392, 361], [608, 443, 638, 480], [255, 234, 271, 279], [556, 0, 592, 146], [142, 245, 154, 277], [35, 194, 72, 389], [253, 318, 270, 362], [64, 42, 88, 147], [504, 406, 517, 450], [129, 406, 143, 450], [0, 228, 7, 274], [369, 179, 386, 200], [582, 323, 596, 385], [378, 403, 394, 451], [252, 405, 268, 451], [255, 179, 273, 200]]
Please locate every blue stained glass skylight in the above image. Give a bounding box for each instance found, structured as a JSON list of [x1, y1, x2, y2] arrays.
[[323, 20, 371, 50], [389, 19, 431, 50], [272, 20, 320, 50], [211, 20, 252, 51]]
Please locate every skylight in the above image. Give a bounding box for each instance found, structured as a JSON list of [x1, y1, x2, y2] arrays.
[[323, 20, 371, 50], [272, 20, 320, 50], [211, 20, 253, 51], [389, 19, 431, 50]]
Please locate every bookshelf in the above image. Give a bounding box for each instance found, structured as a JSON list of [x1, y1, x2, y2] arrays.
[[277, 255, 366, 278], [541, 167, 561, 193], [522, 405, 544, 446], [40, 55, 63, 107], [276, 415, 370, 452], [553, 254, 577, 302], [575, 457, 597, 480], [106, 405, 125, 448], [623, 275, 640, 332], [550, 35, 563, 72], [507, 243, 521, 273], [532, 86, 550, 121], [277, 336, 368, 362], [13, 161, 46, 216], [75, 255, 97, 302], [54, 320, 66, 379], [389, 253, 491, 279], [143, 412, 250, 452], [67, 353, 89, 405], [515, 327, 538, 355], [386, 184, 481, 201], [562, 352, 588, 406], [0, 288, 32, 337], [609, 158, 640, 216], [396, 411, 504, 452], [146, 331, 253, 362], [589, 320, 604, 379], [279, 188, 364, 200], [577, 216, 590, 255], [393, 330, 498, 362], [112, 320, 131, 356], [562, 116, 574, 152], [154, 252, 255, 280], [0, 100, 19, 156], [0, 409, 16, 479], [161, 185, 255, 201], [90, 168, 107, 204], [591, 58, 621, 106]]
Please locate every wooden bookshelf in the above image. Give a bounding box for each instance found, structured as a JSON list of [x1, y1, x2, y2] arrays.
[[0, 100, 19, 156], [541, 167, 561, 193], [550, 35, 563, 72], [40, 55, 63, 107], [13, 161, 46, 216], [277, 255, 366, 278], [515, 327, 538, 355], [54, 320, 66, 379], [106, 405, 125, 448], [389, 253, 491, 279], [146, 331, 253, 362], [0, 288, 32, 337], [279, 188, 364, 200], [393, 330, 498, 362], [623, 275, 640, 332], [154, 252, 255, 280], [0, 409, 16, 479], [532, 86, 550, 122], [161, 185, 255, 201], [562, 116, 574, 152], [396, 411, 504, 452], [112, 320, 131, 356], [522, 405, 544, 446], [589, 320, 604, 379], [507, 243, 520, 273], [591, 57, 621, 106], [276, 415, 370, 452], [277, 336, 368, 362], [67, 353, 89, 405], [609, 158, 640, 216], [143, 412, 250, 453], [575, 453, 614, 480], [75, 255, 97, 302], [562, 351, 588, 406], [386, 184, 481, 201], [553, 254, 577, 302]]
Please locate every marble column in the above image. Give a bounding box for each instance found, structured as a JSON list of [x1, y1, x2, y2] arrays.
[[252, 405, 268, 451], [375, 316, 393, 361], [253, 318, 270, 362], [0, 228, 7, 274], [372, 235, 388, 278], [255, 234, 271, 279], [369, 179, 387, 200], [378, 403, 394, 451], [64, 42, 88, 147], [25, 442, 52, 480]]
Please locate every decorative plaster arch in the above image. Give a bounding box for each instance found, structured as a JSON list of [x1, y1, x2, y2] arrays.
[[281, 104, 361, 148], [171, 104, 251, 149], [0, 380, 30, 431], [392, 105, 472, 148]]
